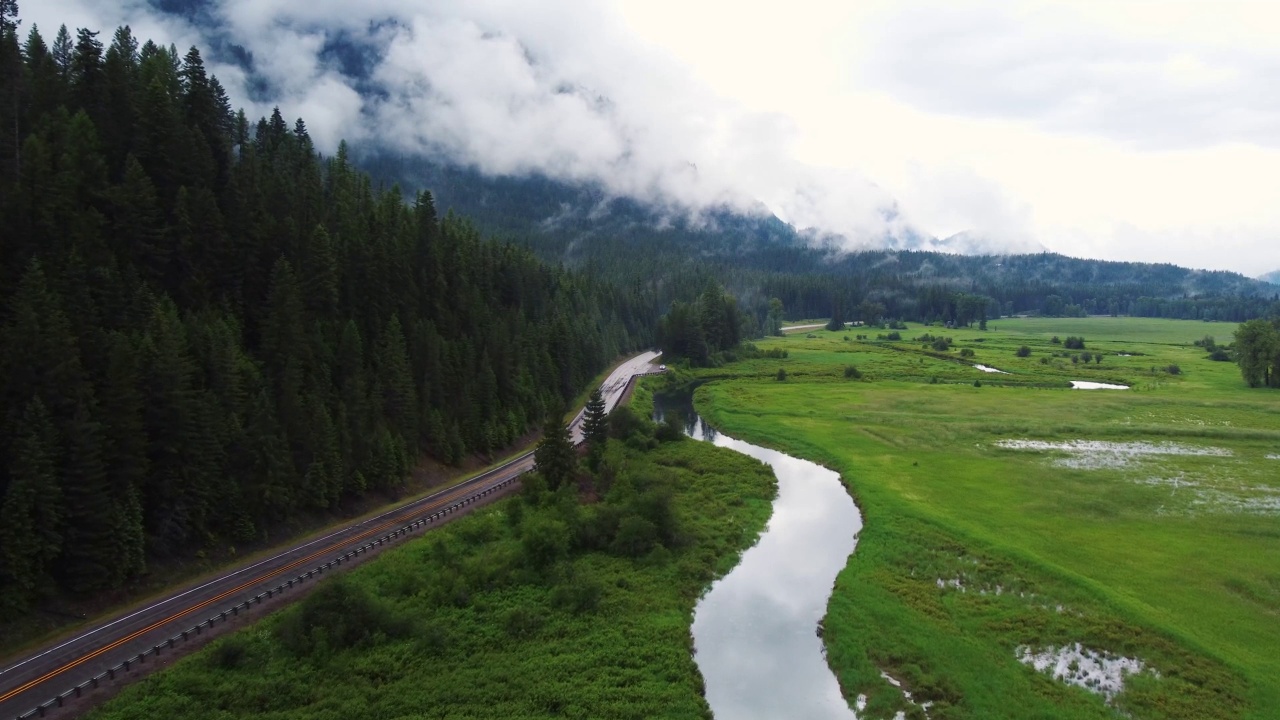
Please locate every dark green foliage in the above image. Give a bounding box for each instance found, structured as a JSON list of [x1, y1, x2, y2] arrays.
[[1016, 345, 1031, 357], [87, 408, 777, 720], [0, 11, 654, 610], [1166, 364, 1182, 375], [533, 415, 575, 492], [0, 399, 63, 610], [844, 365, 862, 379], [657, 285, 744, 365], [1064, 336, 1086, 349], [1234, 317, 1280, 387], [776, 367, 787, 381], [582, 387, 607, 456], [274, 577, 407, 657]]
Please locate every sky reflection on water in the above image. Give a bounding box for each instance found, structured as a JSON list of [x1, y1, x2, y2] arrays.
[[655, 399, 861, 719]]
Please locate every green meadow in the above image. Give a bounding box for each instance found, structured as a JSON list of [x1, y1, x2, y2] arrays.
[[686, 316, 1280, 719]]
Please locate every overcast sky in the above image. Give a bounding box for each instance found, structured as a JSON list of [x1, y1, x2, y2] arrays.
[[23, 0, 1280, 274]]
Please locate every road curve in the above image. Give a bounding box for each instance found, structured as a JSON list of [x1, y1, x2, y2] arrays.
[[0, 351, 663, 720]]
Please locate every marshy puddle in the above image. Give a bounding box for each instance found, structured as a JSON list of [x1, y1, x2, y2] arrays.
[[654, 394, 861, 720], [994, 439, 1231, 469], [974, 364, 1009, 374], [1017, 643, 1154, 702], [1070, 381, 1129, 390]]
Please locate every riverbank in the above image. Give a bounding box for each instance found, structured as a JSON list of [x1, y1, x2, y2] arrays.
[[687, 317, 1278, 719], [84, 411, 776, 720]]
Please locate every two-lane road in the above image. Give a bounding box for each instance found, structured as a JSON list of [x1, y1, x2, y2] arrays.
[[0, 351, 662, 720]]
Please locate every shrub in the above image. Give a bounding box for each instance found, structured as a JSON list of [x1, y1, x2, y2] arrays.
[[208, 635, 252, 670], [1064, 336, 1086, 349], [612, 515, 659, 557], [276, 578, 408, 656], [1051, 336, 1062, 344], [1166, 364, 1182, 375], [1209, 348, 1231, 361], [1039, 357, 1049, 364], [959, 348, 974, 358], [503, 606, 543, 638], [931, 338, 950, 352], [885, 331, 902, 341], [1081, 351, 1093, 362], [1071, 355, 1079, 364], [973, 379, 982, 387], [1015, 346, 1031, 357], [844, 365, 862, 379], [551, 576, 604, 614], [521, 515, 571, 569], [776, 368, 787, 381]]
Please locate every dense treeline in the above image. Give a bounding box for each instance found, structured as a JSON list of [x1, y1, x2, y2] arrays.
[[655, 286, 746, 365], [0, 8, 652, 611], [360, 152, 1280, 326]]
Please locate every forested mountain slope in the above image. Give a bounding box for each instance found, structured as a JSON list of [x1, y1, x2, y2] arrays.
[[0, 14, 652, 611], [361, 153, 1279, 324]]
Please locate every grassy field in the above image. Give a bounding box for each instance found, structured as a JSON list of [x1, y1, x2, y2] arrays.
[[687, 316, 1280, 719], [86, 427, 776, 720]]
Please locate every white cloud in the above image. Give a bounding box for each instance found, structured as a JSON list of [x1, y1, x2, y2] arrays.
[[20, 0, 1280, 273]]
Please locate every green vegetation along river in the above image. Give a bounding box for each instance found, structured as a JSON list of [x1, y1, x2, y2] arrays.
[[85, 412, 777, 719]]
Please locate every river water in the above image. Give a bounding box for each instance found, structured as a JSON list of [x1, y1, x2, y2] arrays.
[[654, 395, 862, 720]]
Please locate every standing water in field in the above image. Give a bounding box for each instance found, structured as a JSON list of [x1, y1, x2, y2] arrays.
[[654, 395, 861, 720]]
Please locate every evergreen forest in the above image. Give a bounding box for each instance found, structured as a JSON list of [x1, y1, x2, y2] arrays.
[[0, 9, 653, 612]]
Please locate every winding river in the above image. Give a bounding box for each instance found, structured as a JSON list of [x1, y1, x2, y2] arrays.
[[654, 394, 862, 720]]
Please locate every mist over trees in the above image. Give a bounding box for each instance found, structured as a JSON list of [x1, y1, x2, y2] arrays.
[[0, 10, 653, 611], [362, 154, 1280, 327]]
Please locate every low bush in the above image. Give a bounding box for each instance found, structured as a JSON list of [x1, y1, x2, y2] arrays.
[[1015, 346, 1031, 357]]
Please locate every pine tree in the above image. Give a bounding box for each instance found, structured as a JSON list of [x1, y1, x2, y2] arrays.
[[98, 331, 147, 581], [534, 413, 575, 492], [0, 398, 63, 609], [50, 24, 71, 78], [582, 388, 607, 447], [377, 314, 417, 446], [56, 393, 115, 592]]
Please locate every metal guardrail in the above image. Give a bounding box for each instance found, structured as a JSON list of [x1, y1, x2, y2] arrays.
[[11, 364, 672, 719], [12, 475, 522, 720]]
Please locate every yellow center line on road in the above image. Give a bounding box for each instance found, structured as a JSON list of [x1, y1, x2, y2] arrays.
[[0, 466, 518, 705]]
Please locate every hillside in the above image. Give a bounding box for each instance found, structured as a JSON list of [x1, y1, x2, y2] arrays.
[[360, 152, 1278, 324]]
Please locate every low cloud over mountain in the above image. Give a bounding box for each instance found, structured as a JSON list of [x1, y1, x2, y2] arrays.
[[27, 0, 1046, 255]]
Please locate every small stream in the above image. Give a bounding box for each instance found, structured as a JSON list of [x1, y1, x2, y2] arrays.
[[654, 394, 863, 720]]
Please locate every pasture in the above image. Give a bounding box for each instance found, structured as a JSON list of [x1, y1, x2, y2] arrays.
[[691, 316, 1280, 719]]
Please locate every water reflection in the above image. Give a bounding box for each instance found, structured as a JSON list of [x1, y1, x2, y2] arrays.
[[655, 394, 862, 720]]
